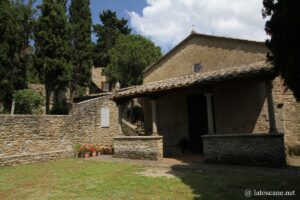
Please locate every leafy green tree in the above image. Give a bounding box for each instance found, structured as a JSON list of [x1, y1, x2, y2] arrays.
[[34, 0, 72, 114], [93, 9, 131, 67], [0, 0, 34, 111], [69, 0, 93, 103], [263, 0, 300, 100], [14, 89, 44, 114], [104, 35, 162, 87]]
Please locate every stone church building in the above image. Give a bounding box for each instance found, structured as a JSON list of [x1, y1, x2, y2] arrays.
[[0, 32, 299, 167], [112, 32, 299, 166]]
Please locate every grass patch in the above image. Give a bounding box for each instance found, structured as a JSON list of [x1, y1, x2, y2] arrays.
[[0, 159, 299, 199]]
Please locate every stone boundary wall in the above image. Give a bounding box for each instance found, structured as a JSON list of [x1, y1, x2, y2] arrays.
[[113, 136, 163, 160], [0, 95, 118, 166], [202, 134, 285, 166], [0, 150, 75, 167]]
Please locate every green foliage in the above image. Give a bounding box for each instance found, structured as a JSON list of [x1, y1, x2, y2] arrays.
[[263, 0, 300, 100], [93, 9, 131, 67], [129, 105, 144, 123], [14, 89, 44, 114], [50, 102, 69, 115], [0, 0, 34, 111], [69, 0, 93, 103], [104, 35, 162, 87], [34, 0, 72, 113]]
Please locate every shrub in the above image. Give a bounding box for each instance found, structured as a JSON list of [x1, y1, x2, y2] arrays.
[[130, 105, 144, 123], [14, 89, 44, 114]]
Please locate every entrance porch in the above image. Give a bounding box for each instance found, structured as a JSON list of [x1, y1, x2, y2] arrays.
[[112, 63, 286, 166]]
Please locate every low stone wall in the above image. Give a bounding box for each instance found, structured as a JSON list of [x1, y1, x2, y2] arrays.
[[202, 133, 285, 166], [0, 95, 119, 166], [0, 150, 75, 167], [113, 136, 163, 160]]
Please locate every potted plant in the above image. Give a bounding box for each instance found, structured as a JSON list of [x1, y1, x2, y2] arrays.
[[90, 145, 97, 157], [81, 144, 90, 158], [75, 144, 81, 158]]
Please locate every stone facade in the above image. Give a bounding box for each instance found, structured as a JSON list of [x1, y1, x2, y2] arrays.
[[0, 95, 118, 166], [113, 136, 163, 160], [144, 33, 267, 83], [202, 134, 285, 166]]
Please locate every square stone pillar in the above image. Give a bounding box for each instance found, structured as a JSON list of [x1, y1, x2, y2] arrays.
[[117, 104, 123, 135], [266, 81, 278, 134], [205, 93, 215, 134], [150, 100, 158, 135]]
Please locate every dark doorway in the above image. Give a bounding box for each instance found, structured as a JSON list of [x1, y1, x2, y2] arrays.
[[187, 94, 208, 153]]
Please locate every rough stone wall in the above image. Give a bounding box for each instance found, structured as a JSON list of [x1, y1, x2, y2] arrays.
[[202, 134, 285, 166], [144, 35, 267, 83], [0, 95, 118, 166], [71, 95, 119, 146], [213, 80, 269, 134], [113, 136, 163, 160], [271, 77, 300, 166]]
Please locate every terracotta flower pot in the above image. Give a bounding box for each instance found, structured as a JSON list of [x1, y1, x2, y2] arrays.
[[84, 152, 90, 158], [92, 151, 97, 157]]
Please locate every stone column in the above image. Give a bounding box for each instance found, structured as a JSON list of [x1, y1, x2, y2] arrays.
[[151, 100, 158, 135], [117, 104, 123, 135], [205, 93, 215, 134], [266, 81, 278, 133]]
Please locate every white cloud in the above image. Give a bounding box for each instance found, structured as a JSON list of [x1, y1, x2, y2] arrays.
[[129, 0, 268, 52]]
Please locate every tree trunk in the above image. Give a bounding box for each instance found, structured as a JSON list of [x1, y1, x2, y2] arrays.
[[10, 100, 15, 115], [69, 85, 76, 105], [45, 87, 51, 114]]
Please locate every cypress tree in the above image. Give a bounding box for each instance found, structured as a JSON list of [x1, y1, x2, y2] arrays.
[[263, 0, 300, 100], [34, 0, 71, 114], [0, 0, 34, 111], [69, 0, 93, 103]]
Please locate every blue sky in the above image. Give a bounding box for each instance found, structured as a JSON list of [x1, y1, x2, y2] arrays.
[[34, 0, 267, 53], [34, 0, 147, 43]]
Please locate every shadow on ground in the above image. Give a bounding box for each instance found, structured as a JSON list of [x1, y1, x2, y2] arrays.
[[164, 154, 300, 200]]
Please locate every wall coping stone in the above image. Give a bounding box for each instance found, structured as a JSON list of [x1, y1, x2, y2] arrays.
[[202, 133, 284, 138], [114, 136, 163, 140], [75, 93, 111, 105], [0, 114, 71, 117], [0, 150, 75, 160]]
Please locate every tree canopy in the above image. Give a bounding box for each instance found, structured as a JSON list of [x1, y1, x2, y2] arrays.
[[0, 0, 34, 111], [34, 0, 72, 113], [93, 9, 131, 67], [104, 35, 162, 87], [69, 0, 93, 103], [263, 0, 300, 100]]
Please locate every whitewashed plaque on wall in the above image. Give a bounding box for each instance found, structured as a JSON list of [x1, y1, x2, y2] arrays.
[[101, 107, 109, 127]]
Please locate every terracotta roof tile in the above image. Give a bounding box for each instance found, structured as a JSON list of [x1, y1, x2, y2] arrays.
[[113, 61, 275, 100]]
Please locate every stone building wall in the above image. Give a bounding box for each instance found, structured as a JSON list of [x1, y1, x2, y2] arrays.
[[0, 95, 118, 166], [114, 136, 163, 160], [202, 133, 285, 166], [144, 34, 267, 83], [213, 80, 269, 134], [271, 77, 300, 166]]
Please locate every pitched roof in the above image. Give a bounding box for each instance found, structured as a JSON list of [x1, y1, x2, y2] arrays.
[[143, 32, 266, 75], [113, 61, 275, 100]]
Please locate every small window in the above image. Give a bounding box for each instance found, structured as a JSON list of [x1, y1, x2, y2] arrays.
[[193, 63, 202, 73], [101, 107, 110, 128]]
